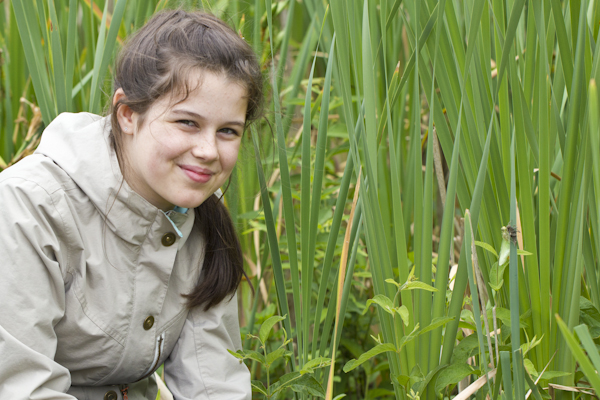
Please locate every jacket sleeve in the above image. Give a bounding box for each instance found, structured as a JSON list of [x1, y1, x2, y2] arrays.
[[0, 178, 75, 399], [163, 293, 251, 400]]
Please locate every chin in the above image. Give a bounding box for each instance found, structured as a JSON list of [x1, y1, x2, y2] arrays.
[[172, 195, 213, 209]]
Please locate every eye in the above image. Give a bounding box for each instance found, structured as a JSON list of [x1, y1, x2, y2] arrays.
[[177, 120, 197, 128], [219, 127, 241, 137]]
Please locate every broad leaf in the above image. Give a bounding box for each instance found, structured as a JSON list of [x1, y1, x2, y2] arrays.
[[267, 347, 287, 365], [523, 358, 539, 377], [397, 324, 421, 351], [343, 343, 397, 372], [579, 297, 600, 338], [385, 278, 400, 288], [419, 317, 454, 335], [489, 261, 508, 291], [259, 315, 285, 344], [397, 305, 410, 326], [539, 371, 572, 380], [435, 363, 477, 394], [400, 281, 439, 292], [475, 241, 498, 258], [301, 357, 331, 374], [234, 349, 265, 365], [251, 380, 268, 396], [227, 349, 244, 359], [366, 294, 396, 316], [451, 334, 479, 364], [290, 375, 326, 398], [412, 364, 447, 395], [394, 374, 410, 388], [494, 307, 530, 328]]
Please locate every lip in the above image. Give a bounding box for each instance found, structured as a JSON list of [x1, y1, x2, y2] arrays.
[[179, 165, 214, 183]]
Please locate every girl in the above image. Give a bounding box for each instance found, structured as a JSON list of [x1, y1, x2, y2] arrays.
[[0, 10, 262, 400]]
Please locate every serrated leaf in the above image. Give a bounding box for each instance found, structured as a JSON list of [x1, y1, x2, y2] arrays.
[[435, 363, 476, 394], [475, 241, 498, 258], [366, 294, 396, 315], [343, 343, 397, 372], [259, 315, 285, 344]]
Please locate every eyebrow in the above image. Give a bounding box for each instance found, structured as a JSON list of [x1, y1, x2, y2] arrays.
[[171, 109, 245, 127]]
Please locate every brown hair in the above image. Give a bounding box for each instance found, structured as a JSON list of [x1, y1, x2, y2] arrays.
[[109, 10, 262, 310]]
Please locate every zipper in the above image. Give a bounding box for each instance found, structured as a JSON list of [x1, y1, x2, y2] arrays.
[[141, 332, 165, 379]]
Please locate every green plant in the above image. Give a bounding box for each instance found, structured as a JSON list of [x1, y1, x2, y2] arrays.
[[230, 315, 331, 398], [342, 271, 453, 398]]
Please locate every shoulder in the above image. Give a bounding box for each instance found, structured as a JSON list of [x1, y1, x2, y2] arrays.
[[0, 155, 77, 246], [0, 153, 76, 194], [0, 157, 76, 275], [0, 154, 80, 220]]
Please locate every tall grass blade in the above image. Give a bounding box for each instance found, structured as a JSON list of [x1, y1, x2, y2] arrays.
[[89, 0, 126, 114]]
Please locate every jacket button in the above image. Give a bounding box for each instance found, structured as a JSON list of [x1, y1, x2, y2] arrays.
[[104, 391, 118, 400], [144, 315, 154, 330], [143, 316, 154, 330], [161, 232, 176, 246]]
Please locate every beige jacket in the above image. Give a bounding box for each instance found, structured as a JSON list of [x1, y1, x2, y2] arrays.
[[0, 113, 251, 400]]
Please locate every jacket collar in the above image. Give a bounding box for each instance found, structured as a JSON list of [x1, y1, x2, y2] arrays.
[[35, 112, 194, 245]]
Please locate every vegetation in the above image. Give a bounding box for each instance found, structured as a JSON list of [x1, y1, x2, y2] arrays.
[[3, 0, 600, 398]]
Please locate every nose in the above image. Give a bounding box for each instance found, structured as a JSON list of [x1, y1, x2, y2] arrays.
[[191, 129, 219, 161]]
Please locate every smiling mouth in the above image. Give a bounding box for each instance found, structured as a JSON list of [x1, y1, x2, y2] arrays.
[[180, 165, 214, 183]]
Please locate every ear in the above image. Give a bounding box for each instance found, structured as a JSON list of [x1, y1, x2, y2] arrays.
[[113, 88, 135, 135]]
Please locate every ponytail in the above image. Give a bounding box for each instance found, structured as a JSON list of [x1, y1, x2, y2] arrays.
[[183, 193, 248, 310]]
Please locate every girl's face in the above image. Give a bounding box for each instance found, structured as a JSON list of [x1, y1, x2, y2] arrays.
[[116, 70, 248, 210]]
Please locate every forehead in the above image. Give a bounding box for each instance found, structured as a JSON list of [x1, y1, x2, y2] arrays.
[[169, 69, 248, 104], [143, 69, 248, 122]]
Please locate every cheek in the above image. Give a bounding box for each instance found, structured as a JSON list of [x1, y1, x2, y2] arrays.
[[145, 125, 190, 161], [150, 138, 188, 168], [222, 143, 241, 172]]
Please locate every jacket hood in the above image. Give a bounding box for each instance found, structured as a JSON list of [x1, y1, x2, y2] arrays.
[[35, 112, 191, 243]]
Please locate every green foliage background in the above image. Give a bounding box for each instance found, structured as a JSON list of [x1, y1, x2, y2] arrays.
[[3, 0, 600, 398]]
